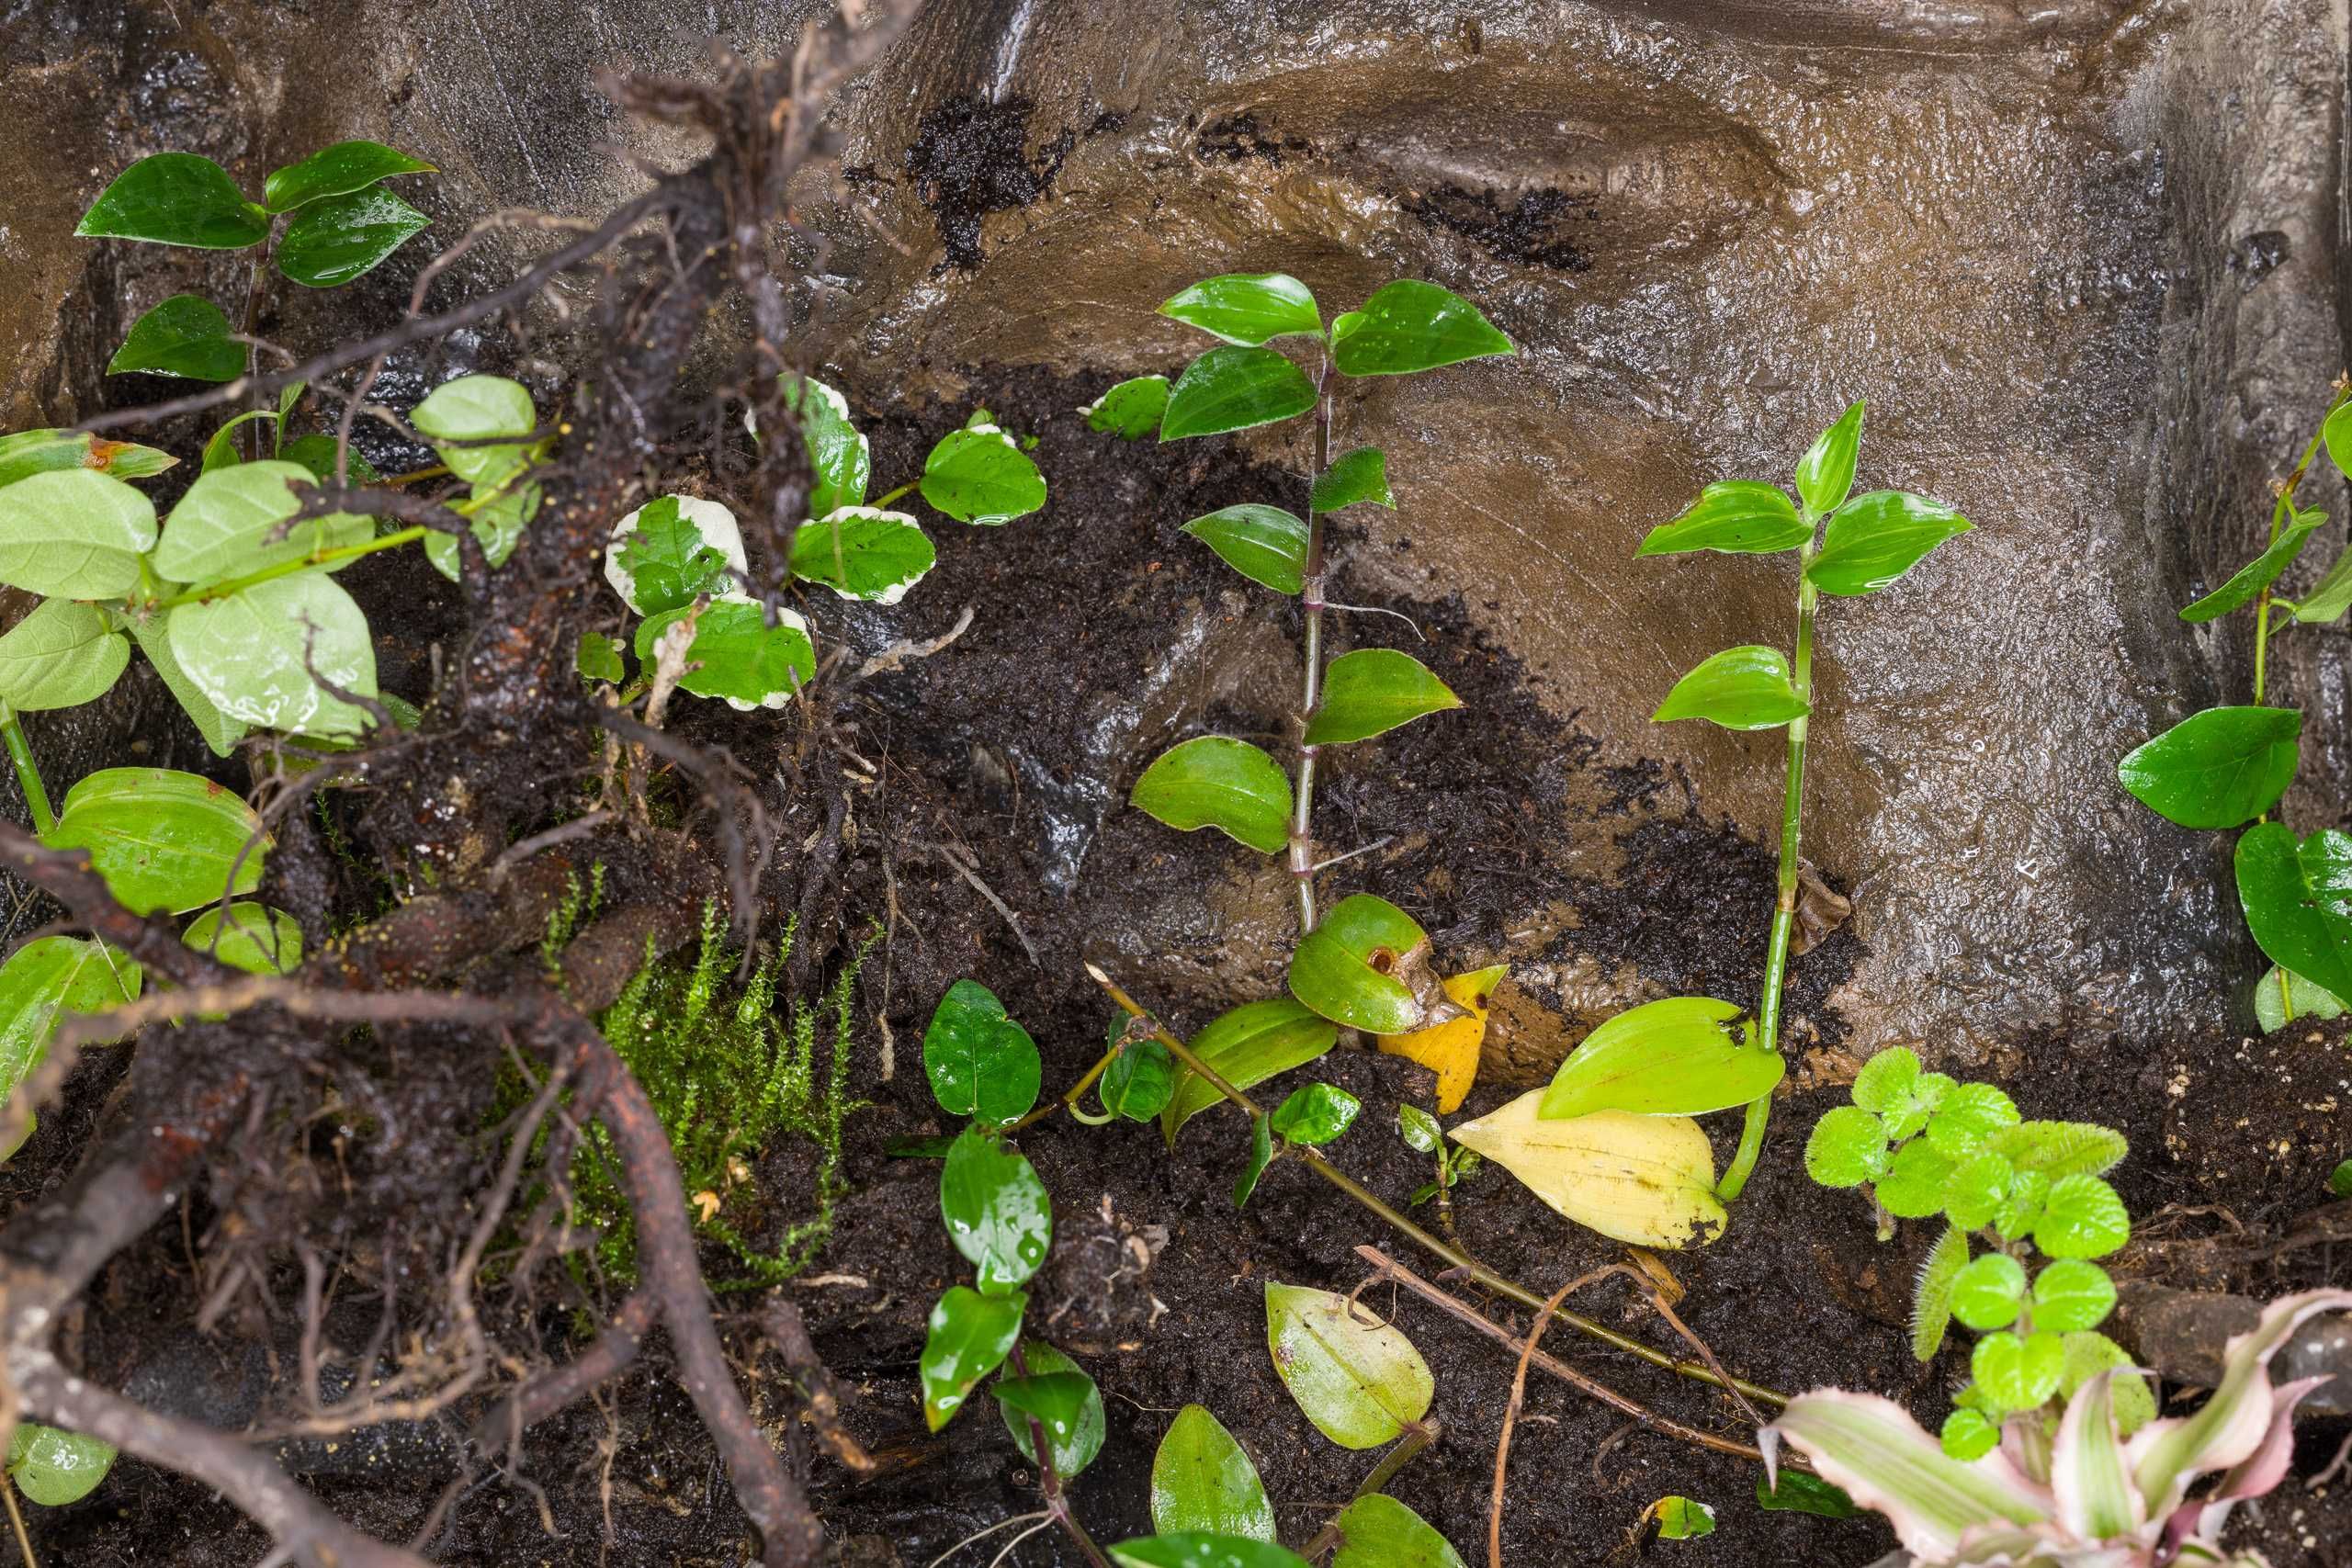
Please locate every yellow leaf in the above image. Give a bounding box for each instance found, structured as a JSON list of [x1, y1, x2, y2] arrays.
[[1375, 963, 1505, 1114], [1449, 1089, 1726, 1248]]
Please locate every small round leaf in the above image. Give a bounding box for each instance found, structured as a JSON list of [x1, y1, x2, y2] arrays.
[[1948, 1252, 2027, 1332], [2030, 1259, 2117, 1333], [2032, 1174, 2131, 1260]]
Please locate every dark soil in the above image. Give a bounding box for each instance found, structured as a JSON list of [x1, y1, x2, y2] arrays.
[[17, 365, 2352, 1567], [903, 96, 1070, 272], [1396, 185, 1597, 274]]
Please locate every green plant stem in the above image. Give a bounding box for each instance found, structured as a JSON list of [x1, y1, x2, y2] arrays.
[[1009, 1344, 1114, 1568], [152, 525, 428, 611], [0, 703, 56, 836], [871, 479, 916, 510], [1719, 543, 1819, 1204], [1290, 360, 1337, 933], [1085, 964, 1789, 1408], [1297, 1421, 1439, 1561]]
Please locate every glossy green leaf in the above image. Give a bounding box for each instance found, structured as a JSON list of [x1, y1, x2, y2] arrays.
[[154, 460, 369, 584], [922, 978, 1043, 1125], [1288, 893, 1434, 1033], [775, 376, 870, 516], [1111, 1535, 1309, 1568], [2181, 508, 2326, 622], [1330, 1495, 1467, 1566], [410, 374, 537, 489], [1805, 1105, 1893, 1189], [76, 153, 267, 248], [1912, 1224, 1969, 1360], [0, 599, 128, 712], [0, 430, 175, 488], [2032, 1174, 2130, 1260], [2329, 1158, 2352, 1199], [263, 140, 435, 213], [1940, 1407, 2000, 1462], [1312, 447, 1394, 513], [1753, 1472, 1861, 1519], [1329, 279, 1513, 377], [276, 434, 378, 487], [1541, 995, 1782, 1119], [1652, 645, 1807, 731], [920, 1285, 1025, 1430], [2030, 1259, 2116, 1333], [2117, 705, 2301, 829], [994, 1361, 1103, 1477], [1271, 1082, 1360, 1145], [941, 1125, 1052, 1293], [181, 902, 302, 976], [168, 572, 379, 736], [1101, 1036, 1174, 1122], [0, 469, 157, 598], [1971, 1329, 2064, 1412], [2235, 822, 2352, 1002], [790, 509, 933, 604], [130, 619, 245, 757], [1162, 998, 1338, 1143], [1081, 375, 1170, 439], [1304, 649, 1460, 746], [610, 496, 741, 616], [1159, 273, 1321, 345], [1181, 504, 1306, 594], [2293, 540, 2352, 623], [1795, 400, 1864, 516], [1806, 491, 1972, 596], [1396, 1102, 1443, 1154], [1150, 1404, 1275, 1542], [1924, 1083, 2020, 1159], [107, 294, 243, 381], [632, 596, 814, 711], [2254, 964, 2346, 1032], [276, 186, 429, 288], [1132, 737, 1292, 855], [0, 937, 141, 1112], [1949, 1253, 2027, 1332], [6, 1423, 117, 1506], [1991, 1122, 2128, 1180], [920, 420, 1045, 525], [1160, 346, 1317, 441], [2328, 400, 2352, 481], [1232, 1112, 1275, 1208], [1940, 1150, 2013, 1232], [1636, 481, 1808, 557], [1877, 1138, 1957, 1220], [427, 479, 538, 581], [1647, 1497, 1716, 1543], [1263, 1281, 1433, 1449], [41, 767, 266, 914]]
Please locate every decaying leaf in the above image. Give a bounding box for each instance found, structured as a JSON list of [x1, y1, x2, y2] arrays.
[[1792, 861, 1852, 957], [1374, 964, 1506, 1113], [1449, 1089, 1726, 1248]]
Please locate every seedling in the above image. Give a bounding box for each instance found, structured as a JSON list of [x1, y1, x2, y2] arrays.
[[2117, 386, 2352, 1027], [1525, 403, 1971, 1214]]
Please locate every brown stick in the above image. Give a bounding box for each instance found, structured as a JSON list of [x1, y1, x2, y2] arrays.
[[1491, 1277, 1588, 1568]]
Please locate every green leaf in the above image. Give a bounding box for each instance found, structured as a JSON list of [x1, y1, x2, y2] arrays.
[[1159, 273, 1321, 345], [1272, 1082, 1360, 1145], [2329, 1158, 2352, 1199], [1940, 1150, 2013, 1232], [2030, 1259, 2115, 1333], [199, 410, 279, 472], [1924, 1082, 2020, 1159], [1647, 1497, 1717, 1543], [610, 496, 740, 615], [1396, 1102, 1443, 1154], [632, 597, 814, 710], [2255, 964, 2347, 1032], [263, 141, 435, 213], [993, 1361, 1104, 1477], [1311, 448, 1394, 513], [0, 938, 142, 1113], [1162, 998, 1338, 1144], [577, 631, 626, 684], [76, 153, 267, 248], [1877, 1139, 1957, 1220], [1949, 1253, 2027, 1332], [0, 469, 157, 598], [129, 618, 246, 757], [1754, 1472, 1860, 1519], [1132, 737, 1293, 855], [775, 377, 870, 516], [1288, 894, 1434, 1033], [181, 902, 301, 976], [1637, 482, 1809, 557], [922, 979, 1043, 1125], [2235, 822, 2352, 1001], [920, 1286, 1024, 1430], [789, 509, 933, 603], [0, 600, 129, 712], [1971, 1329, 2064, 1412], [168, 572, 379, 736], [1330, 1495, 1468, 1566], [276, 434, 379, 487], [153, 460, 369, 584], [1263, 1281, 1433, 1449], [0, 430, 175, 488], [1939, 1407, 1999, 1462], [2329, 400, 2352, 481], [426, 480, 538, 581], [1081, 375, 1170, 439], [1806, 1104, 1893, 1189], [1181, 504, 1307, 594], [1541, 995, 1783, 1119], [2294, 540, 2352, 623], [2058, 1331, 2154, 1436], [2117, 705, 2301, 829], [1160, 346, 1317, 441], [1851, 1045, 1923, 1114], [107, 295, 244, 381], [1994, 1169, 2052, 1245], [1990, 1122, 2128, 1180], [2181, 508, 2327, 622], [1232, 1113, 1275, 1208], [920, 420, 1046, 525], [410, 375, 537, 489], [1886, 1073, 1957, 1141], [2033, 1174, 2130, 1260], [276, 186, 430, 288], [6, 1423, 117, 1506], [1101, 1037, 1174, 1122], [1329, 279, 1513, 377], [41, 767, 266, 914], [1304, 649, 1460, 746], [1150, 1404, 1275, 1542], [1652, 645, 1808, 731], [1112, 1535, 1310, 1568], [940, 1127, 1051, 1297], [1912, 1225, 1969, 1360], [1794, 400, 1865, 515], [1806, 491, 1972, 596]]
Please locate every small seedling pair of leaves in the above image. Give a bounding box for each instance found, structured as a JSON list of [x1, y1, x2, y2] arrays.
[[1539, 995, 1784, 1121], [994, 1341, 1103, 1478]]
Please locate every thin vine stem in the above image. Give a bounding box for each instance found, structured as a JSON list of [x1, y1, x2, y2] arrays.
[[1290, 357, 1337, 933]]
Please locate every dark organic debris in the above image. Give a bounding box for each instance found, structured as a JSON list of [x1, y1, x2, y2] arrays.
[[903, 96, 1070, 270], [1400, 183, 1596, 273]]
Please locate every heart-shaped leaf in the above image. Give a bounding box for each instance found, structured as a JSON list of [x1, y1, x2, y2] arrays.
[[940, 1126, 1052, 1294], [154, 460, 370, 585], [606, 496, 743, 615], [2235, 822, 2352, 1002], [1311, 447, 1394, 513], [1151, 1404, 1275, 1542], [1329, 1495, 1466, 1567], [920, 1286, 1024, 1430], [277, 186, 430, 288], [1805, 491, 1972, 596], [1303, 649, 1460, 746], [1652, 645, 1808, 730], [2118, 705, 2301, 829], [0, 430, 175, 487], [40, 767, 266, 915], [922, 979, 1043, 1125], [1287, 893, 1437, 1033], [1159, 273, 1321, 345], [2182, 508, 2327, 622], [0, 600, 129, 712], [2031, 1259, 2116, 1333], [921, 419, 1046, 525], [0, 470, 157, 599], [6, 1424, 116, 1507], [790, 509, 933, 604], [76, 153, 267, 248], [1949, 1253, 2027, 1332], [1375, 964, 1505, 1114], [1132, 736, 1293, 855], [1540, 996, 1782, 1120], [1637, 481, 1808, 557], [1162, 998, 1337, 1144], [995, 1343, 1104, 1477], [1263, 1282, 1433, 1449], [169, 573, 379, 736], [1329, 280, 1513, 377], [1450, 1090, 1725, 1247], [263, 140, 435, 213], [1924, 1082, 2020, 1158], [1160, 346, 1317, 440], [1081, 375, 1170, 439], [1181, 504, 1306, 594], [1804, 1106, 1892, 1189], [108, 295, 244, 381], [1794, 400, 1865, 516], [1971, 1329, 2064, 1412], [2032, 1174, 2129, 1260]]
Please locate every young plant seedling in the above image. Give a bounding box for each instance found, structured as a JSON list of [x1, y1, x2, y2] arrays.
[[2118, 385, 2352, 1029], [1521, 402, 1971, 1219]]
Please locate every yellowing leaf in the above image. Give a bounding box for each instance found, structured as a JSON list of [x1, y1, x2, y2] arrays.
[[1375, 964, 1505, 1113], [1449, 1089, 1725, 1248]]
